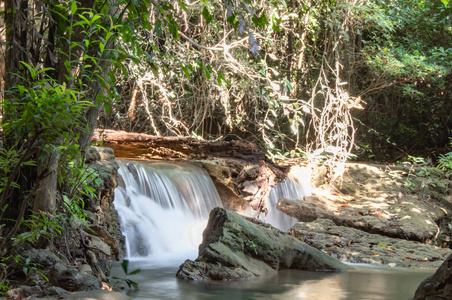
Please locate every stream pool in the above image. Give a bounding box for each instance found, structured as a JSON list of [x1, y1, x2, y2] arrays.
[[111, 261, 433, 300]]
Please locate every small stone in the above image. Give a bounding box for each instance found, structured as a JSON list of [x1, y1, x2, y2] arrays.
[[78, 263, 93, 275]]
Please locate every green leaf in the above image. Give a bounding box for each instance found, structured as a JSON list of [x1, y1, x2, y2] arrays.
[[168, 23, 179, 39], [176, 0, 187, 11], [91, 14, 101, 23], [71, 1, 77, 16], [35, 67, 54, 76], [121, 260, 129, 274], [201, 7, 213, 24], [128, 268, 141, 275], [104, 101, 111, 114], [39, 272, 49, 282], [441, 0, 449, 6], [182, 66, 190, 79], [284, 79, 293, 91], [227, 14, 239, 29], [217, 72, 230, 87], [252, 12, 269, 29]]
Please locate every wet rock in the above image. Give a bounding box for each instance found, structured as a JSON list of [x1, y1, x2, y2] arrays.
[[85, 146, 125, 276], [280, 194, 444, 244], [292, 219, 452, 268], [77, 263, 93, 275], [44, 286, 70, 298], [7, 285, 42, 299], [86, 250, 107, 281], [85, 147, 101, 163], [51, 263, 101, 291], [196, 158, 285, 214], [411, 254, 452, 300], [176, 208, 349, 280], [85, 147, 119, 220], [22, 248, 69, 268]]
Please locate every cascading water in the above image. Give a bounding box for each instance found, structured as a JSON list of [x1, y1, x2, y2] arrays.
[[262, 167, 312, 231], [111, 161, 432, 300], [114, 160, 223, 266]]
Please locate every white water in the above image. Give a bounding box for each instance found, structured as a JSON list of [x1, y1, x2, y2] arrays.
[[114, 160, 223, 265], [262, 167, 312, 231], [114, 160, 312, 266]]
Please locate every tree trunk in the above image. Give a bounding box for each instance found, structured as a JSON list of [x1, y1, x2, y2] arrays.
[[33, 151, 59, 213], [0, 1, 6, 106], [4, 0, 28, 92]]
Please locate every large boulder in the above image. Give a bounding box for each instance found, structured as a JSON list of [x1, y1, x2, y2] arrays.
[[411, 254, 452, 300], [176, 208, 349, 280]]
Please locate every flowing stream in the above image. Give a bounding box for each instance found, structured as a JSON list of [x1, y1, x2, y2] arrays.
[[113, 160, 432, 299], [114, 159, 305, 262], [114, 160, 223, 264], [261, 167, 312, 231]]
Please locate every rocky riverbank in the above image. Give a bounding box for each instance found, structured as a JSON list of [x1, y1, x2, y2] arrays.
[[279, 163, 452, 269], [3, 147, 124, 299]]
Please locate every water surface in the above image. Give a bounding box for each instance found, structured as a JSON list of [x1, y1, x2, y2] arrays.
[[111, 262, 432, 300]]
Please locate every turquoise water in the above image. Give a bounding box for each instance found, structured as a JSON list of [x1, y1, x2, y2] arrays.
[[111, 262, 433, 300]]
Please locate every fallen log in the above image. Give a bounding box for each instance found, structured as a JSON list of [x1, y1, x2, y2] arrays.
[[92, 129, 266, 161]]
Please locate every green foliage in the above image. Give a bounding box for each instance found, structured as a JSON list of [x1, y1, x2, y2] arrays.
[[357, 0, 452, 155], [20, 258, 48, 282], [437, 137, 452, 175], [401, 151, 451, 194], [0, 0, 128, 285], [4, 63, 91, 145], [437, 152, 452, 173], [13, 212, 63, 245], [109, 259, 141, 289], [245, 240, 258, 255], [0, 282, 9, 296], [0, 257, 9, 296], [60, 161, 101, 222]]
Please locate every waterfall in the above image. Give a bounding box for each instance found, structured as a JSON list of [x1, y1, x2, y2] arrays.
[[114, 160, 223, 265], [262, 167, 312, 231], [114, 159, 311, 265]]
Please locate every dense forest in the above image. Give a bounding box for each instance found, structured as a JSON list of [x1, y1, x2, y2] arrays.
[[0, 0, 451, 295]]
